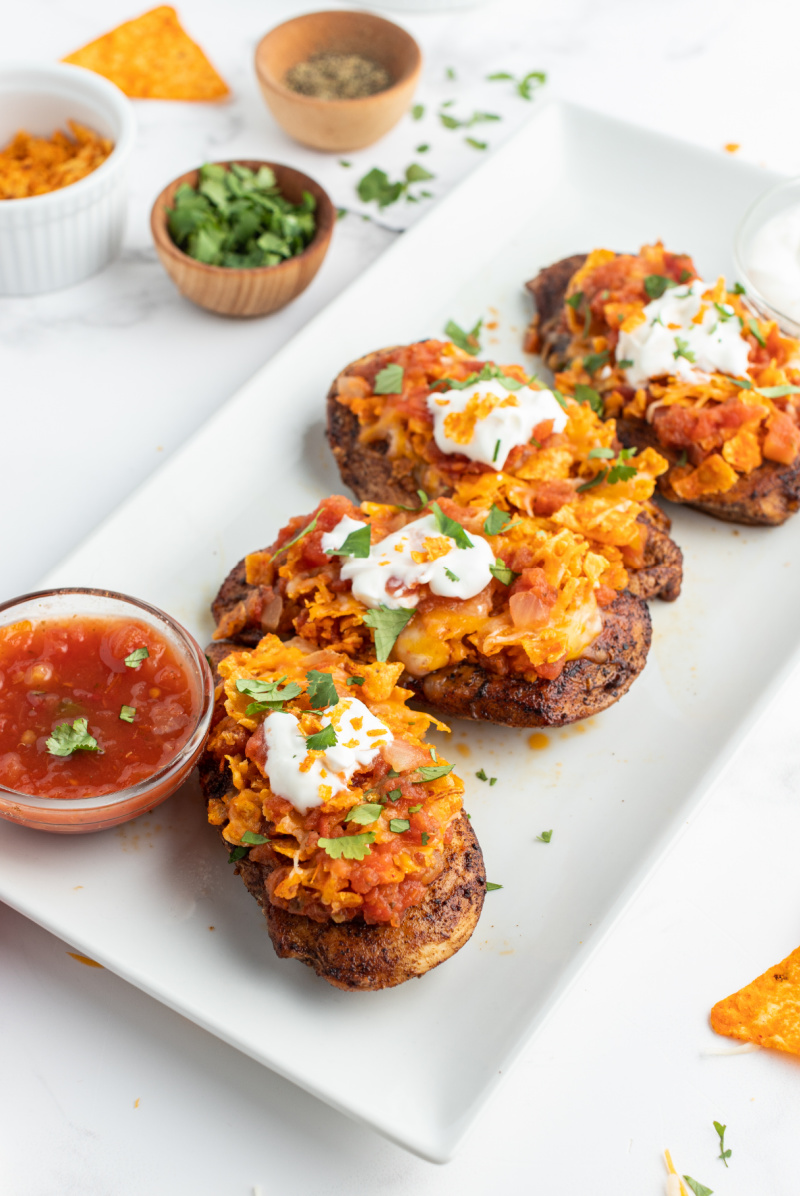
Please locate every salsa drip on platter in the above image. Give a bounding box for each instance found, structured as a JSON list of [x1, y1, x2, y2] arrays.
[[204, 636, 464, 926], [0, 615, 198, 799]]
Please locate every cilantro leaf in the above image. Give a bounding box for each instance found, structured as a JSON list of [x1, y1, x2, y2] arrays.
[[487, 71, 514, 81], [607, 447, 638, 484], [485, 882, 503, 891], [408, 804, 422, 813], [490, 558, 519, 586], [119, 705, 136, 723], [421, 832, 430, 845], [476, 768, 488, 781], [325, 523, 371, 559], [713, 1121, 731, 1167], [643, 274, 677, 300], [489, 776, 497, 786], [673, 336, 696, 363], [363, 606, 415, 661], [46, 717, 100, 758], [374, 362, 404, 394], [487, 69, 546, 100], [357, 168, 404, 209], [583, 351, 609, 375], [748, 318, 767, 348], [444, 568, 460, 582], [306, 724, 337, 751], [346, 676, 364, 686], [465, 137, 488, 150], [445, 317, 482, 356], [272, 514, 319, 559], [386, 788, 402, 801], [228, 845, 248, 863], [317, 832, 375, 860], [756, 384, 800, 397], [732, 281, 746, 294], [618, 358, 634, 368], [683, 1178, 713, 1196], [405, 163, 434, 184], [574, 383, 604, 415], [577, 471, 607, 492], [676, 449, 688, 467], [345, 803, 383, 825], [431, 502, 474, 549], [305, 670, 339, 710], [725, 375, 753, 389], [390, 818, 411, 833], [124, 647, 149, 668], [236, 677, 302, 713], [588, 446, 614, 460], [241, 831, 269, 845], [483, 504, 514, 535], [411, 103, 425, 120], [492, 438, 502, 463], [566, 291, 584, 311], [536, 829, 553, 843], [417, 763, 454, 782]]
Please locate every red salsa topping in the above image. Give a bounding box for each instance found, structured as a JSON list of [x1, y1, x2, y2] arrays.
[[0, 616, 199, 799]]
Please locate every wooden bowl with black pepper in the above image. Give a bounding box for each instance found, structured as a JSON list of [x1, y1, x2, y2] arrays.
[[255, 10, 422, 153], [150, 159, 335, 318]]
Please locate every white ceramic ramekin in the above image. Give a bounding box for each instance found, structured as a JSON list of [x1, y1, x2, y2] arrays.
[[0, 62, 136, 295]]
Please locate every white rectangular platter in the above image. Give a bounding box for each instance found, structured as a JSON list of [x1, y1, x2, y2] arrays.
[[0, 102, 795, 1163]]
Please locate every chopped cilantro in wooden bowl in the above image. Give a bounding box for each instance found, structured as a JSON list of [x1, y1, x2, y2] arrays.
[[150, 159, 334, 317]]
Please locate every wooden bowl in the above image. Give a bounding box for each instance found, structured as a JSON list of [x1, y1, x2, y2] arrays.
[[150, 160, 335, 318], [255, 11, 422, 153]]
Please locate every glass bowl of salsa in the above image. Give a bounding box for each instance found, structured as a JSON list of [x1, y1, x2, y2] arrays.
[[0, 588, 214, 834]]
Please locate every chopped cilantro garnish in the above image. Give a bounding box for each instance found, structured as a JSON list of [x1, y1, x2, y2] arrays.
[[643, 274, 677, 300], [676, 450, 688, 467], [445, 66, 456, 80], [390, 818, 411, 833], [680, 269, 692, 283], [345, 803, 383, 825], [306, 670, 339, 710], [431, 502, 474, 549], [565, 291, 584, 311], [363, 606, 415, 661], [444, 568, 460, 582], [713, 1121, 731, 1167], [119, 705, 136, 723], [607, 447, 638, 484], [583, 350, 609, 375], [46, 718, 99, 758], [683, 1178, 713, 1196], [757, 384, 800, 397], [236, 676, 301, 715], [732, 281, 745, 294], [387, 788, 402, 801], [536, 829, 553, 843], [272, 514, 319, 560], [357, 164, 434, 209], [577, 473, 606, 493], [386, 768, 400, 777], [325, 523, 371, 559], [476, 768, 489, 781], [489, 776, 497, 787], [339, 160, 351, 168], [490, 558, 519, 586], [317, 833, 375, 861], [465, 137, 488, 150], [485, 882, 503, 891], [551, 390, 568, 410], [673, 336, 696, 363], [228, 845, 248, 863], [483, 503, 514, 535], [445, 317, 483, 356], [416, 143, 429, 153], [406, 163, 434, 184], [588, 446, 614, 460], [417, 763, 454, 782], [124, 647, 149, 668], [305, 724, 337, 751], [421, 832, 430, 845], [487, 68, 546, 100], [574, 383, 604, 415], [167, 163, 317, 269], [492, 438, 501, 463], [346, 676, 365, 686], [374, 362, 404, 394], [241, 831, 269, 845], [411, 103, 424, 120], [748, 318, 767, 348], [408, 804, 422, 813], [618, 358, 634, 368]]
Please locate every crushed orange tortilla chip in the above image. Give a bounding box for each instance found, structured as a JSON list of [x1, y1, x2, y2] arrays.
[[63, 6, 229, 100], [0, 122, 113, 199], [710, 944, 800, 1055]]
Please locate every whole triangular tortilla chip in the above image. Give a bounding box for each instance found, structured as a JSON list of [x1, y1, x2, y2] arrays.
[[710, 944, 800, 1055], [63, 6, 229, 101]]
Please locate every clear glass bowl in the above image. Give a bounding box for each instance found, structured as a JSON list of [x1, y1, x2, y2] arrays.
[[0, 588, 214, 834], [734, 175, 800, 337]]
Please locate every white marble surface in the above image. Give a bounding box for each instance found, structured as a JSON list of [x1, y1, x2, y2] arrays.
[[3, 1, 800, 1192]]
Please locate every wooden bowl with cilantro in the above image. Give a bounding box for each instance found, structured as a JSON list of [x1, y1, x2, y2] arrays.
[[150, 160, 335, 317]]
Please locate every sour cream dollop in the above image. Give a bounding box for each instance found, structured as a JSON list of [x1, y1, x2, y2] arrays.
[[425, 379, 568, 467], [617, 279, 751, 386], [321, 513, 495, 610], [745, 205, 800, 325], [262, 697, 391, 814]]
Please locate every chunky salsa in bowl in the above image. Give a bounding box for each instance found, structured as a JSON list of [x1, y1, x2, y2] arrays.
[[0, 588, 214, 833]]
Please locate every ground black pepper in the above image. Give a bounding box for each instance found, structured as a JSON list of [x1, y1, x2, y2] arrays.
[[285, 53, 391, 100]]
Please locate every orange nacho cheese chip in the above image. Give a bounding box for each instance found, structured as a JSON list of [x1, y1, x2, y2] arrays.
[[710, 943, 800, 1055], [63, 6, 229, 101]]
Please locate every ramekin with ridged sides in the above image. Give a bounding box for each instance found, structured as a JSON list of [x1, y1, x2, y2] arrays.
[[0, 63, 136, 295]]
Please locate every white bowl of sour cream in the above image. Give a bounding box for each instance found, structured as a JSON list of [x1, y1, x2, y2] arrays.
[[735, 176, 800, 337]]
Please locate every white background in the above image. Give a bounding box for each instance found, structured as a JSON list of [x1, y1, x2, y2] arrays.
[[3, 1, 800, 1193]]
